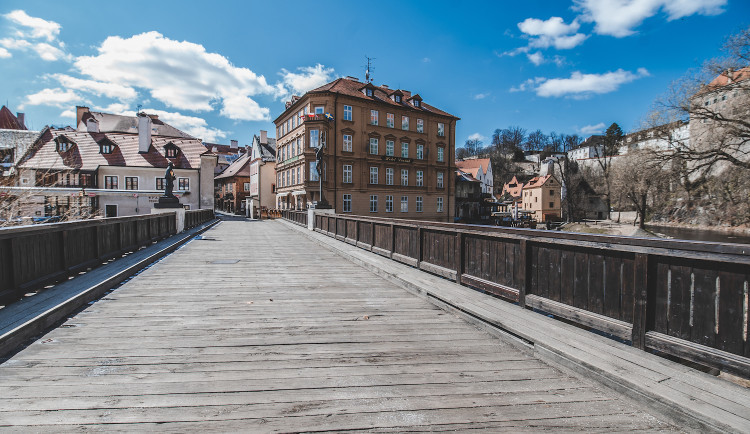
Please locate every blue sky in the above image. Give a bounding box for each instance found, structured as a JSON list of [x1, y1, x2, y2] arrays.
[[0, 0, 747, 147]]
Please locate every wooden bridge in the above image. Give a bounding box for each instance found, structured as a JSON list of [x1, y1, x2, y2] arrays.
[[0, 212, 748, 432]]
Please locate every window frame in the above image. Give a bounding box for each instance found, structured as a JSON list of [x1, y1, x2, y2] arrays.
[[437, 171, 444, 188], [401, 169, 409, 186], [343, 164, 352, 183], [386, 168, 394, 185], [369, 195, 378, 213], [124, 176, 138, 190], [402, 116, 409, 131], [343, 105, 352, 121], [401, 142, 409, 158], [416, 196, 423, 212], [400, 196, 408, 213], [343, 134, 352, 152], [370, 166, 378, 184], [386, 140, 394, 156], [370, 110, 378, 125], [369, 137, 378, 155], [416, 170, 423, 187], [385, 195, 393, 212], [104, 175, 118, 189], [386, 113, 394, 128], [343, 194, 352, 213]]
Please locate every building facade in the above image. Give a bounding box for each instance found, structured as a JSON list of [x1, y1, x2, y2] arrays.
[[215, 152, 251, 214], [455, 157, 493, 195], [273, 77, 458, 222], [521, 174, 562, 222], [16, 106, 216, 218], [247, 130, 276, 217]]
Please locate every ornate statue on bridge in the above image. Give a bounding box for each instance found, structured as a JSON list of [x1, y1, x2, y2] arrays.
[[155, 161, 181, 208]]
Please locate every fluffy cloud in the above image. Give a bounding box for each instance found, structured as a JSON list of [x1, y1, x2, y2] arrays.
[[1, 11, 69, 62], [473, 92, 490, 100], [50, 74, 138, 101], [74, 31, 280, 121], [0, 47, 10, 58], [527, 52, 545, 66], [20, 88, 85, 109], [4, 10, 60, 42], [574, 0, 726, 37], [468, 133, 486, 142], [579, 123, 606, 135], [280, 64, 335, 96], [518, 17, 588, 51], [514, 68, 650, 98], [138, 109, 228, 142]]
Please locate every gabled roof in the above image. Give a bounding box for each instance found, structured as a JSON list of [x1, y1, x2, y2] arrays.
[[20, 129, 206, 171], [78, 111, 194, 139], [0, 106, 26, 130], [705, 66, 750, 90], [522, 174, 558, 189], [456, 158, 490, 179], [215, 151, 251, 180], [0, 129, 42, 165], [456, 169, 480, 183], [279, 77, 459, 121], [251, 134, 277, 162], [502, 175, 524, 198]]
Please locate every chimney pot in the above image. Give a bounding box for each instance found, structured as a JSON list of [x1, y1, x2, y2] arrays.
[[260, 130, 267, 145], [137, 113, 152, 153], [230, 139, 238, 150], [76, 106, 89, 130], [16, 113, 25, 129]]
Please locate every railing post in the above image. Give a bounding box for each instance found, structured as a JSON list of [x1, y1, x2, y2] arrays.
[[60, 230, 70, 273], [390, 223, 396, 259], [416, 226, 423, 267], [455, 231, 464, 284], [519, 239, 530, 308], [353, 219, 359, 242], [632, 253, 650, 349], [370, 222, 375, 251]]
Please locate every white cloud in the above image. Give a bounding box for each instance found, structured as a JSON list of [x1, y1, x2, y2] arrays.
[[574, 0, 726, 37], [4, 10, 60, 42], [579, 123, 606, 135], [50, 74, 138, 101], [516, 68, 650, 98], [0, 38, 31, 50], [32, 42, 70, 61], [0, 47, 10, 58], [473, 92, 490, 100], [527, 52, 545, 65], [280, 64, 335, 96], [118, 108, 228, 142], [60, 109, 75, 118], [20, 88, 85, 109], [518, 17, 589, 50], [467, 133, 486, 142], [74, 31, 281, 121]]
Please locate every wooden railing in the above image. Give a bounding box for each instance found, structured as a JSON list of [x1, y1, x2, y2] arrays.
[[185, 209, 215, 229], [0, 209, 216, 304], [282, 210, 308, 227], [293, 212, 750, 378]]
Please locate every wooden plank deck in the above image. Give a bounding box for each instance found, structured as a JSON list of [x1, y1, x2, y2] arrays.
[[0, 219, 679, 431]]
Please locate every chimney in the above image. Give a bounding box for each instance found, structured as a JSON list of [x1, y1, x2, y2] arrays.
[[137, 113, 152, 153], [86, 118, 99, 133], [16, 113, 25, 129], [76, 106, 89, 129], [230, 139, 238, 150], [727, 68, 734, 83], [260, 130, 267, 145]]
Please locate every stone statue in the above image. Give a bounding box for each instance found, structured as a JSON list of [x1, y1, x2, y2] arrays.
[[164, 162, 176, 197]]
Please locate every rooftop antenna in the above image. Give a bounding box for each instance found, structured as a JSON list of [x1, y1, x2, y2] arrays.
[[136, 104, 142, 115], [365, 56, 375, 83]]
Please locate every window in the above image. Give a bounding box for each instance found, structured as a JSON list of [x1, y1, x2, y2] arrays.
[[125, 177, 138, 190], [314, 106, 324, 115], [365, 88, 373, 97], [344, 105, 352, 121], [370, 110, 378, 125], [401, 169, 409, 186], [549, 202, 554, 208], [401, 196, 408, 212], [100, 142, 114, 154], [413, 99, 421, 108], [416, 170, 424, 186], [386, 195, 393, 212], [343, 194, 352, 212], [310, 162, 319, 181], [416, 196, 423, 212], [386, 168, 394, 185], [416, 144, 424, 159], [417, 119, 423, 133], [401, 142, 409, 158], [437, 147, 444, 162], [165, 144, 178, 158], [343, 134, 352, 152], [370, 166, 378, 184], [386, 113, 394, 128], [370, 195, 378, 212], [437, 122, 445, 137], [550, 190, 555, 196], [244, 182, 251, 191], [437, 197, 444, 212], [156, 177, 165, 190], [297, 137, 302, 154], [343, 164, 352, 183], [402, 116, 409, 130], [104, 176, 118, 189], [297, 166, 301, 183], [80, 173, 92, 187], [386, 140, 394, 156], [292, 169, 296, 185], [437, 171, 444, 188], [369, 137, 378, 154], [310, 129, 319, 148], [178, 178, 189, 191], [394, 95, 402, 103]]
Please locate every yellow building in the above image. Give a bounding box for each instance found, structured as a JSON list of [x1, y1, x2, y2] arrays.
[[521, 174, 561, 222]]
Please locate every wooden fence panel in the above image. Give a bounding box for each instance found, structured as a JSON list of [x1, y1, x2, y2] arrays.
[[421, 229, 454, 271], [373, 223, 391, 251], [394, 226, 417, 259]]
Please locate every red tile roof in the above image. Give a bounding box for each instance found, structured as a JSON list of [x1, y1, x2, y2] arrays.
[[522, 174, 556, 189], [502, 176, 524, 198], [277, 78, 459, 121], [20, 129, 206, 171], [0, 106, 26, 130], [455, 158, 490, 179], [215, 152, 251, 180], [706, 67, 750, 89]]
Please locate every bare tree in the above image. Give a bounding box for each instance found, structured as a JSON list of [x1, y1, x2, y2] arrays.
[[611, 150, 667, 229], [591, 123, 624, 219], [525, 129, 549, 152]]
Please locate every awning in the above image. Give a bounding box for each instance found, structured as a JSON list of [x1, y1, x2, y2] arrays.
[[292, 190, 307, 196]]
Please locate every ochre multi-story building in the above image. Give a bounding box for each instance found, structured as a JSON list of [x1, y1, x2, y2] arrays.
[[521, 174, 562, 222], [273, 77, 458, 222]]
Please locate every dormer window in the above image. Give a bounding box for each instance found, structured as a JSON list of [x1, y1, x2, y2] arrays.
[[394, 95, 401, 103], [413, 100, 420, 108], [98, 138, 116, 154], [366, 88, 373, 97], [164, 142, 179, 159], [55, 135, 75, 152]]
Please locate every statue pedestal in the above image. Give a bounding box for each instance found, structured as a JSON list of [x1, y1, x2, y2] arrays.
[[308, 207, 335, 230], [152, 198, 186, 233]]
